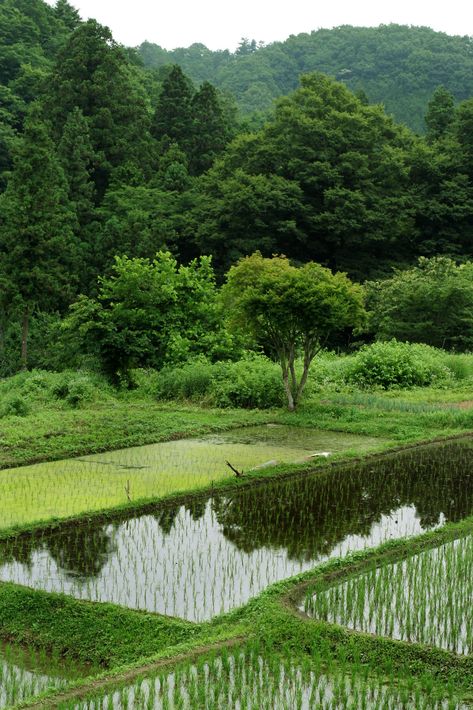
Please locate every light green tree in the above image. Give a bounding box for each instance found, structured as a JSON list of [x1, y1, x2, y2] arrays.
[[222, 253, 365, 410]]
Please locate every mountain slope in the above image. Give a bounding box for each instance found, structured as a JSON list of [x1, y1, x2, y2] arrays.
[[138, 24, 473, 133]]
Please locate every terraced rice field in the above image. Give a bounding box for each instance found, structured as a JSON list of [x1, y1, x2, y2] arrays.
[[303, 534, 473, 654], [2, 440, 473, 620], [62, 649, 467, 710]]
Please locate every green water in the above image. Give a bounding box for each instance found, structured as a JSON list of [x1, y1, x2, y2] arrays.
[[0, 425, 382, 531]]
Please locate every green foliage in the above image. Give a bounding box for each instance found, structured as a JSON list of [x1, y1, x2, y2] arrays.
[[154, 355, 284, 408], [0, 107, 78, 366], [345, 341, 452, 389], [45, 19, 153, 197], [222, 253, 365, 409], [366, 257, 473, 351], [425, 86, 455, 142], [64, 252, 230, 383], [196, 73, 416, 276], [0, 394, 30, 418], [138, 25, 473, 134]]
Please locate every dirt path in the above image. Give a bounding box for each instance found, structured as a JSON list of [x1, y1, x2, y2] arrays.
[[23, 635, 246, 709]]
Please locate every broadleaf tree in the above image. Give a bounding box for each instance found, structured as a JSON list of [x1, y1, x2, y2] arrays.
[[222, 252, 365, 410]]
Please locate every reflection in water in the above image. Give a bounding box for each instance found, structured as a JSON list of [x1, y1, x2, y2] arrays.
[[1, 440, 473, 621], [0, 643, 84, 709], [72, 652, 466, 710]]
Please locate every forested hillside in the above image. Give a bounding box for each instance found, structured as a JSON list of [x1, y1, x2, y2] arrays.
[[2, 0, 473, 376], [138, 25, 473, 133]]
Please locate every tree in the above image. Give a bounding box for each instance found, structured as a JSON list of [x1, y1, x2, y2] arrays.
[[151, 65, 194, 153], [222, 253, 365, 410], [189, 82, 230, 174], [365, 257, 473, 351], [425, 86, 455, 142], [64, 252, 224, 383], [196, 73, 415, 278], [0, 108, 76, 368], [54, 0, 81, 32], [45, 20, 152, 198]]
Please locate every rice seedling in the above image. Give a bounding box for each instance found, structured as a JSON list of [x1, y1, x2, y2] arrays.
[[304, 534, 473, 655], [0, 642, 84, 709], [2, 439, 473, 621], [56, 648, 466, 709], [0, 425, 380, 532]]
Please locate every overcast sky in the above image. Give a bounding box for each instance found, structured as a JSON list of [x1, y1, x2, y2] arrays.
[[46, 0, 473, 50]]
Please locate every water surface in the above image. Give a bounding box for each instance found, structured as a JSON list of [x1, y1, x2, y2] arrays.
[[0, 425, 381, 530], [1, 439, 473, 621]]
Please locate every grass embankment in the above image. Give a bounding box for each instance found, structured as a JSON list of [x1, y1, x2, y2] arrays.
[[10, 518, 473, 708]]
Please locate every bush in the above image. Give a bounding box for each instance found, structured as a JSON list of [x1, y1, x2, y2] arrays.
[[345, 340, 452, 389], [0, 395, 30, 418], [152, 355, 285, 409]]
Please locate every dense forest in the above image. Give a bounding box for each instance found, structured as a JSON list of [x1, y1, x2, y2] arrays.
[[1, 0, 473, 379], [138, 25, 473, 133]]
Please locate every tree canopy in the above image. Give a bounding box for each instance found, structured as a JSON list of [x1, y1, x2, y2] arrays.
[[222, 253, 365, 410]]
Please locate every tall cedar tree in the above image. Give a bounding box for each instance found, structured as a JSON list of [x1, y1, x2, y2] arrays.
[[45, 20, 152, 198], [0, 109, 77, 367], [151, 65, 194, 154], [53, 0, 81, 31], [190, 82, 229, 175], [425, 87, 455, 142]]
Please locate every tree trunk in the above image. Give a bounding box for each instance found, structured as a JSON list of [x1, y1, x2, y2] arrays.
[[21, 305, 29, 370], [282, 365, 295, 411]]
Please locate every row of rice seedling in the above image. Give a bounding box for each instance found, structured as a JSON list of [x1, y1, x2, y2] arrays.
[[56, 648, 466, 710], [2, 440, 473, 621], [304, 535, 473, 654], [0, 425, 377, 532], [0, 643, 77, 709]]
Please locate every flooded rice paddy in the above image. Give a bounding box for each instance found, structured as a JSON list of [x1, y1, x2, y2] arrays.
[[1, 439, 473, 621], [0, 643, 85, 709], [67, 650, 466, 709], [303, 534, 473, 654], [0, 425, 381, 530]]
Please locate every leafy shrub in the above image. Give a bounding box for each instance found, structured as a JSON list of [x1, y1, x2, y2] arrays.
[[345, 340, 452, 389], [0, 395, 30, 417], [211, 358, 284, 408], [153, 355, 284, 408]]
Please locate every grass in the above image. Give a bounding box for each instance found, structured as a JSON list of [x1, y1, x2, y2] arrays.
[[2, 373, 473, 535], [9, 518, 473, 709], [43, 644, 467, 710]]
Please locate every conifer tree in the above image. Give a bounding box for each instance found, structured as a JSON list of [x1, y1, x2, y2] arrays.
[[58, 107, 97, 290], [54, 0, 81, 32], [46, 20, 152, 198], [151, 65, 194, 153], [190, 82, 229, 175], [0, 108, 77, 367], [425, 86, 455, 142]]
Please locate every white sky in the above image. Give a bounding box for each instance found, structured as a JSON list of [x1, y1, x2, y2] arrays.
[[46, 0, 473, 50]]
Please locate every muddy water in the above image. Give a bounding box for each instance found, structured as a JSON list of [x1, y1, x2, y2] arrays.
[[1, 439, 473, 622]]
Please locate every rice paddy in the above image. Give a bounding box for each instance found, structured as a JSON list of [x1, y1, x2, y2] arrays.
[[0, 425, 381, 532], [0, 643, 85, 709], [2, 439, 473, 621], [59, 648, 467, 710], [303, 534, 473, 655]]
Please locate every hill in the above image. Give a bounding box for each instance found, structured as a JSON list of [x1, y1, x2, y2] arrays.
[[138, 24, 473, 133]]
